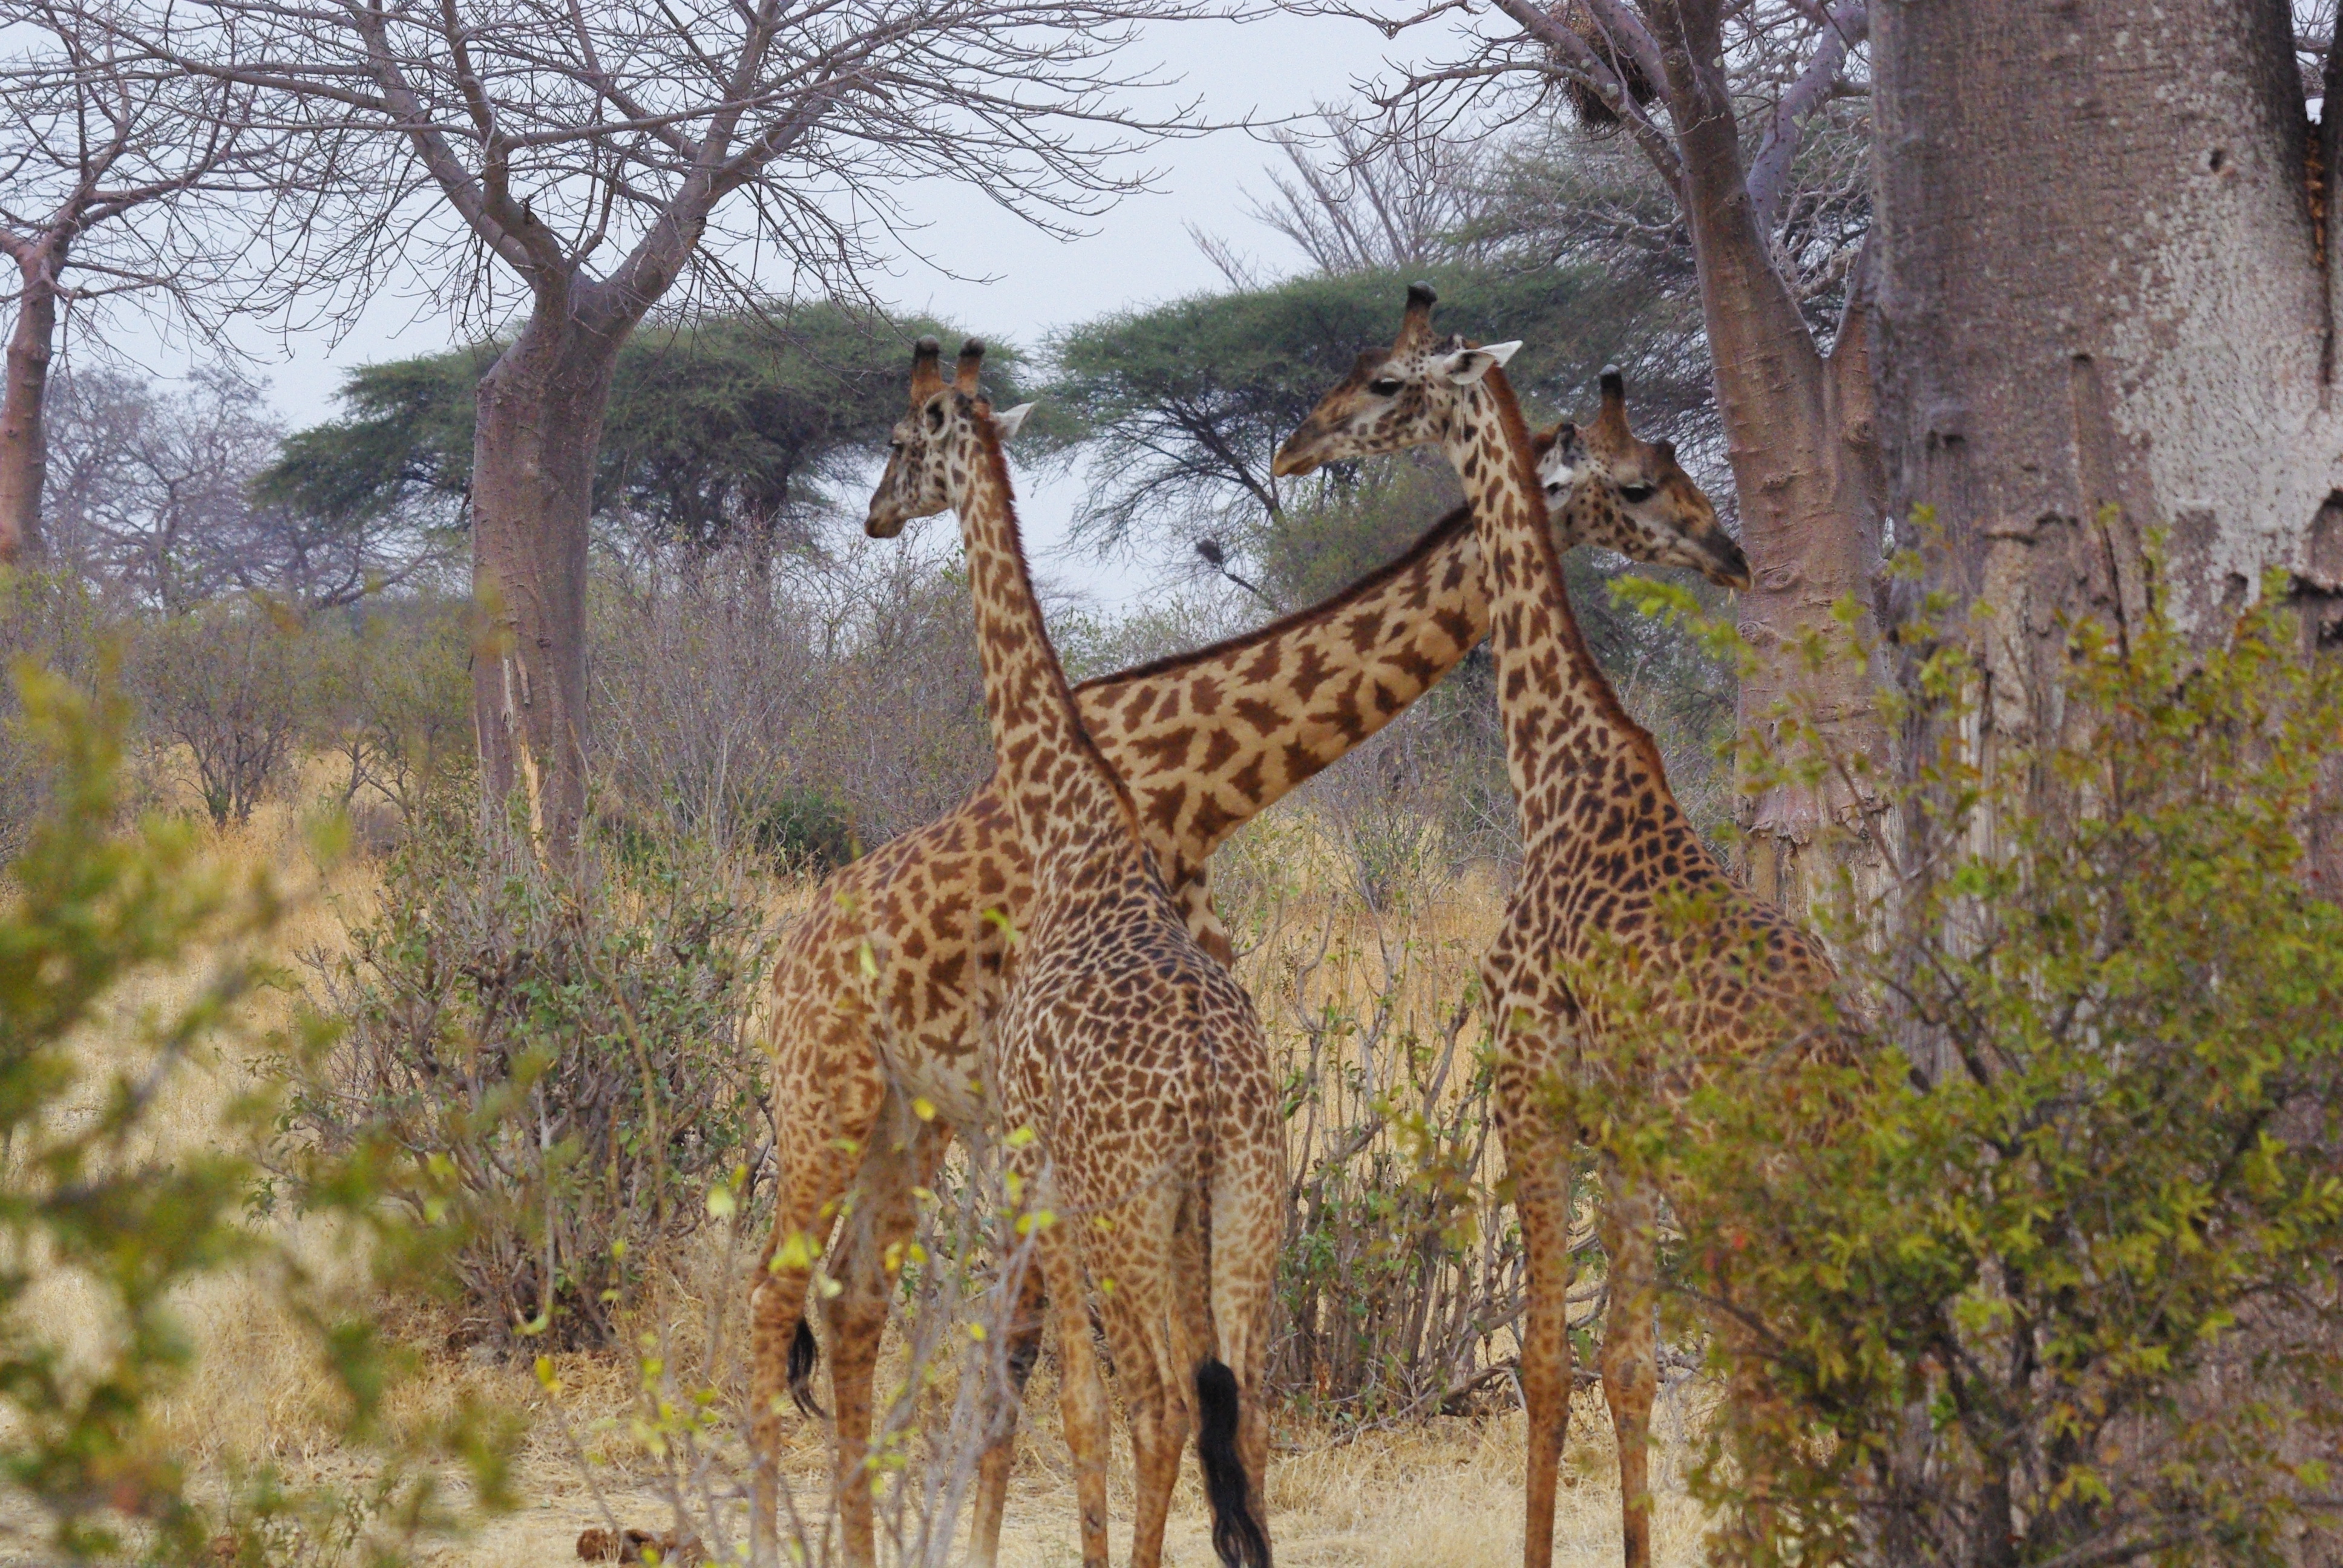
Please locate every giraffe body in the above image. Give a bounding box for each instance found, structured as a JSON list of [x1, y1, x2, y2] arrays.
[[756, 380, 1745, 1566], [804, 338, 1279, 1568], [1273, 286, 1837, 1568]]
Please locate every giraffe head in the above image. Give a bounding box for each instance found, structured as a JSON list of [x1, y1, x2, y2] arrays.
[[866, 336, 1033, 539], [1271, 286, 1748, 589], [1269, 283, 1521, 477], [1532, 371, 1748, 587]]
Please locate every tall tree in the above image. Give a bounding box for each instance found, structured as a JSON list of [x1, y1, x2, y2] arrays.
[[1317, 0, 1887, 917], [0, 0, 307, 563], [1871, 3, 2342, 794], [131, 0, 1214, 857], [1046, 261, 1685, 554], [260, 306, 1031, 571]]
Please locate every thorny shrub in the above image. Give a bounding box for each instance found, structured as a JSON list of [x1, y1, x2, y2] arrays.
[[1219, 817, 1546, 1426], [1589, 560, 2343, 1567], [295, 805, 775, 1353], [0, 662, 516, 1564]]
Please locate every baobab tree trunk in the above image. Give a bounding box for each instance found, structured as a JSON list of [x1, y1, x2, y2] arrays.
[[470, 297, 627, 861], [0, 249, 62, 564], [1872, 0, 2342, 746], [1654, 1, 1892, 921]]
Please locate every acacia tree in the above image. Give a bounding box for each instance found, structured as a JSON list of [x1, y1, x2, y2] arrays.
[[1316, 0, 1886, 916], [0, 0, 305, 564], [133, 0, 1217, 858]]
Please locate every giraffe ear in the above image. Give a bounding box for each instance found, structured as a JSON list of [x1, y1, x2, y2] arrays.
[[1439, 341, 1522, 385], [992, 402, 1035, 440]]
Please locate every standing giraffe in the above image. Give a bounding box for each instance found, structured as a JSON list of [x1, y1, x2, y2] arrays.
[[1271, 286, 1838, 1568], [752, 368, 1747, 1564], [848, 336, 1279, 1568]]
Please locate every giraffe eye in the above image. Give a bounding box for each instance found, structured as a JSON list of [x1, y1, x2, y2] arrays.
[[1368, 377, 1404, 397], [1618, 482, 1657, 503]]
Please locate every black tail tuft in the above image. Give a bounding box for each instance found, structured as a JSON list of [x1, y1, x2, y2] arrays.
[[787, 1318, 825, 1418], [1195, 1359, 1271, 1568]]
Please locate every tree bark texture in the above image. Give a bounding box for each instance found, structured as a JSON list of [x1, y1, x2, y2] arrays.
[[1652, 0, 1893, 920], [1873, 0, 2341, 736], [0, 250, 61, 564], [470, 299, 626, 860]]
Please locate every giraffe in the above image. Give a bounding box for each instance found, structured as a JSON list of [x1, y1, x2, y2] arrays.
[[746, 350, 1747, 1568], [857, 336, 1281, 1568], [1270, 284, 1840, 1568]]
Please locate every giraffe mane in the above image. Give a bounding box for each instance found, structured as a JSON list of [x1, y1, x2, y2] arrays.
[[965, 399, 1151, 842], [1478, 365, 1671, 779]]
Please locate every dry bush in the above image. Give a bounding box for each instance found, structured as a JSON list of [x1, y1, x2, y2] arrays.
[[295, 806, 776, 1353], [1217, 814, 1575, 1428], [131, 598, 307, 826], [592, 535, 990, 859], [305, 598, 476, 831]]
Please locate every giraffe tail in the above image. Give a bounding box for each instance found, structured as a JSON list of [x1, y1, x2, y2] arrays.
[[1194, 1359, 1271, 1568], [787, 1317, 825, 1418]]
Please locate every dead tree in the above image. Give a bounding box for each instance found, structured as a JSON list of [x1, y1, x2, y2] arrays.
[[0, 0, 302, 564], [124, 0, 1224, 861], [1306, 0, 1888, 920]]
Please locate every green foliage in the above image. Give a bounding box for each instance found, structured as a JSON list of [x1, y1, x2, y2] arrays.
[[1043, 261, 1676, 550], [0, 662, 516, 1563], [297, 806, 775, 1352], [255, 347, 495, 529], [750, 784, 857, 872], [1591, 565, 2343, 1566], [258, 304, 1037, 555]]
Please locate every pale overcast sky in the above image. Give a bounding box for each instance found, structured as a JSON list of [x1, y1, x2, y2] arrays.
[[95, 8, 1437, 606]]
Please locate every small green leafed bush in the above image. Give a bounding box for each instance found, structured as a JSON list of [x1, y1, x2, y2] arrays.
[[1595, 561, 2343, 1567]]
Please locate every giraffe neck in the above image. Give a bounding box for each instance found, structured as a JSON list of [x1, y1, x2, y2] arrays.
[[1447, 371, 1676, 848], [954, 424, 1144, 876], [1067, 503, 1486, 869]]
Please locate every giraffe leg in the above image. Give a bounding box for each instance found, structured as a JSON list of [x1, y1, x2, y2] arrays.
[[1040, 1232, 1111, 1568], [825, 1113, 939, 1568], [967, 1241, 1048, 1568], [1202, 1162, 1279, 1568], [1101, 1287, 1182, 1568], [1502, 1091, 1578, 1568], [749, 1057, 885, 1560], [1599, 1169, 1660, 1568]]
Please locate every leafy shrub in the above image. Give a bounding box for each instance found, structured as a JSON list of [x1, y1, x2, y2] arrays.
[[306, 598, 475, 830], [0, 664, 513, 1563], [1596, 566, 2343, 1566], [297, 808, 775, 1352], [751, 784, 857, 872]]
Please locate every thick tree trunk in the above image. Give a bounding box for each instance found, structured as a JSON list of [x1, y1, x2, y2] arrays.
[[470, 298, 626, 860], [0, 250, 61, 564], [1657, 5, 1892, 923], [1873, 0, 2339, 734]]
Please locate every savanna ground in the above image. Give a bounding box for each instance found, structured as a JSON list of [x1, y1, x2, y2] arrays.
[[11, 773, 1708, 1568]]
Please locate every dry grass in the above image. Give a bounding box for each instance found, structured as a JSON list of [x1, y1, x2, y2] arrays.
[[10, 781, 1714, 1567]]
